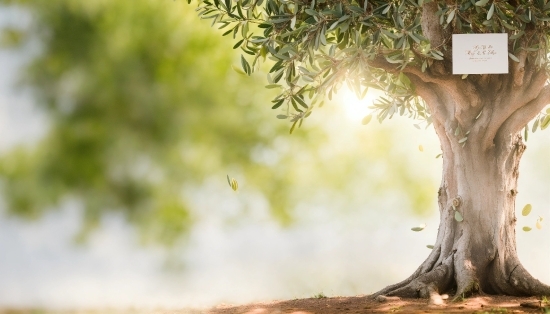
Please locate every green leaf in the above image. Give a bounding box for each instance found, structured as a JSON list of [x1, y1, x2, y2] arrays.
[[446, 9, 455, 24], [227, 174, 231, 187], [240, 55, 251, 75], [458, 137, 468, 144], [361, 114, 372, 125], [509, 31, 524, 40], [411, 223, 426, 232], [487, 3, 495, 20], [289, 120, 298, 134], [276, 114, 288, 119], [426, 245, 434, 249], [271, 99, 284, 109], [454, 211, 464, 222], [521, 204, 532, 216], [230, 178, 238, 191], [522, 226, 532, 232], [305, 9, 317, 16], [508, 53, 520, 63], [293, 95, 308, 108], [233, 39, 244, 49], [231, 64, 246, 75], [540, 115, 550, 130]]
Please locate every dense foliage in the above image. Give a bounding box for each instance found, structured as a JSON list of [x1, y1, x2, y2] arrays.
[[192, 0, 550, 130]]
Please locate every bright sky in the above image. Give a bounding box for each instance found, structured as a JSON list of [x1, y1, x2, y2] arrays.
[[337, 87, 383, 123]]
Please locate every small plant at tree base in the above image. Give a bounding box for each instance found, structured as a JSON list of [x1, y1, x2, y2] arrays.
[[313, 292, 327, 299], [189, 0, 550, 303]]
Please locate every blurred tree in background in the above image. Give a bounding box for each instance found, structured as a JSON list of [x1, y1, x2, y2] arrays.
[[0, 0, 435, 246]]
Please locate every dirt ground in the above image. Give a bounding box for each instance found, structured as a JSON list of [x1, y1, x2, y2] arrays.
[[207, 295, 550, 314], [1, 295, 548, 314]]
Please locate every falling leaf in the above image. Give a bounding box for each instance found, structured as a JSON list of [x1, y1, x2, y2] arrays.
[[361, 114, 372, 125], [521, 204, 532, 216], [536, 216, 543, 230], [411, 223, 426, 232], [230, 178, 239, 191], [426, 245, 434, 249], [523, 226, 532, 232], [454, 211, 463, 222], [418, 145, 424, 152], [227, 175, 239, 191]]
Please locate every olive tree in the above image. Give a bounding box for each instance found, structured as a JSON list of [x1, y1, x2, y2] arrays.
[[189, 0, 550, 302]]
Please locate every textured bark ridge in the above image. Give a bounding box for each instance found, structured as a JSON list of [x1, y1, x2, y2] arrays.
[[372, 3, 550, 303], [373, 124, 550, 303]]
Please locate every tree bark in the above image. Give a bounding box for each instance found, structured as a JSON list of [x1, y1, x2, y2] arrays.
[[373, 72, 550, 302]]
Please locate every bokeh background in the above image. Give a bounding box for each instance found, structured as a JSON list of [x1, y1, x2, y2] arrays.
[[0, 0, 548, 310]]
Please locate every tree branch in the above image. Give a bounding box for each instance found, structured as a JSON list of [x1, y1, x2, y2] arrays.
[[497, 83, 550, 143], [482, 70, 548, 148]]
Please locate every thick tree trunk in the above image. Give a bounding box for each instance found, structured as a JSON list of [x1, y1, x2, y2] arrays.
[[371, 1, 550, 303], [373, 79, 550, 303]]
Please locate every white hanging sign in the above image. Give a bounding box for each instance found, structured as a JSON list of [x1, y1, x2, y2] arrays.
[[452, 33, 508, 74]]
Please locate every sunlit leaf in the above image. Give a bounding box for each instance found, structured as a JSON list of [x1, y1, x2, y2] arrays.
[[475, 0, 489, 6], [230, 178, 239, 191], [487, 4, 495, 20], [508, 53, 520, 63], [418, 145, 424, 152], [521, 204, 532, 216], [522, 226, 532, 232], [454, 211, 463, 222], [411, 223, 426, 232], [361, 114, 372, 125], [446, 9, 455, 24], [231, 64, 246, 75]]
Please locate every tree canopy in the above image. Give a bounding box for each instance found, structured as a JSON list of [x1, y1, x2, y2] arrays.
[[192, 0, 550, 130]]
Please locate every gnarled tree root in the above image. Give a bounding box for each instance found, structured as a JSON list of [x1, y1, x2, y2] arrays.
[[373, 252, 454, 305], [372, 250, 550, 305]]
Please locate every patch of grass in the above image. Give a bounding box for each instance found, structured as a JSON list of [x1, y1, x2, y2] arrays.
[[543, 296, 550, 314], [312, 292, 327, 299]]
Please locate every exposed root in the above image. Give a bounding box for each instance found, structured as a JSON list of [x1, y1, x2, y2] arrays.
[[453, 281, 482, 302], [374, 253, 454, 304], [371, 246, 442, 298], [373, 253, 550, 303], [508, 264, 550, 296], [374, 295, 401, 303]]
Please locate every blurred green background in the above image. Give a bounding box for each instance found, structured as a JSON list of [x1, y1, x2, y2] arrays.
[[0, 0, 436, 245], [0, 0, 548, 310]]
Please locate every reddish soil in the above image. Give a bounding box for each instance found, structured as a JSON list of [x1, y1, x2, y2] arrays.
[[208, 295, 550, 314], [1, 295, 548, 313]]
